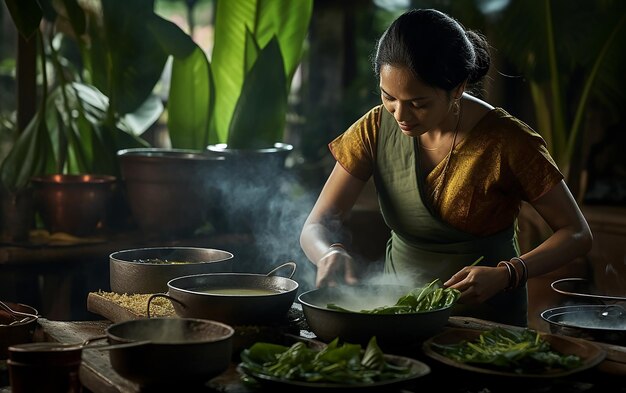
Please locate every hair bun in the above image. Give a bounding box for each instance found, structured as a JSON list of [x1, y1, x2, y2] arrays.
[[465, 30, 491, 83]]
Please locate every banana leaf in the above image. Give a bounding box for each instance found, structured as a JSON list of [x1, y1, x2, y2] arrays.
[[168, 46, 214, 149], [210, 0, 313, 143], [0, 113, 54, 192], [227, 37, 287, 149], [92, 0, 168, 115]]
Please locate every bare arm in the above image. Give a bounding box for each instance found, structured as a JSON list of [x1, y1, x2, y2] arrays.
[[300, 162, 367, 286], [519, 179, 593, 277], [445, 180, 592, 303]]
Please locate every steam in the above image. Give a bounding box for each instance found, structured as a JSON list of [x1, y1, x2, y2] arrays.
[[319, 285, 409, 311], [204, 150, 416, 294], [206, 155, 321, 293]]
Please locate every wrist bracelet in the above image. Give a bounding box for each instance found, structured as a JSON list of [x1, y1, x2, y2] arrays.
[[497, 261, 516, 291], [510, 257, 528, 286], [317, 243, 346, 265]]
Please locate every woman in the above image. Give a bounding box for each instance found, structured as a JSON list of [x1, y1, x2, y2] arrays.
[[299, 9, 592, 326]]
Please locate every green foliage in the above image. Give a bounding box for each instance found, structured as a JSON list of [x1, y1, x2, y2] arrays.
[[326, 279, 460, 314], [490, 0, 626, 176], [240, 337, 414, 384], [167, 0, 313, 150], [1, 0, 197, 191], [432, 327, 582, 373]]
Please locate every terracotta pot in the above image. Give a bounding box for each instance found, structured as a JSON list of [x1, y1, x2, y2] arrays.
[[8, 342, 82, 393], [31, 174, 116, 236]]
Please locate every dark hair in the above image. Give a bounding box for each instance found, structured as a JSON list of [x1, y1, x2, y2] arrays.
[[373, 9, 490, 92]]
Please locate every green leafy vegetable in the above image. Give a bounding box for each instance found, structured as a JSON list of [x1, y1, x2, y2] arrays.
[[432, 327, 583, 374], [326, 279, 460, 314], [240, 337, 414, 384]]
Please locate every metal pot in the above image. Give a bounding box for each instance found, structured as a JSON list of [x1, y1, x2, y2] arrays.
[[105, 317, 233, 388], [0, 302, 39, 359], [541, 304, 626, 345], [117, 148, 225, 236], [148, 262, 298, 325], [109, 247, 234, 294], [8, 318, 234, 389], [298, 285, 453, 347]]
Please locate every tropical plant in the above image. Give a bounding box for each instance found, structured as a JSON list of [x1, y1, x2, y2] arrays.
[[167, 0, 313, 150], [0, 0, 196, 192], [489, 0, 626, 181], [410, 0, 625, 189]]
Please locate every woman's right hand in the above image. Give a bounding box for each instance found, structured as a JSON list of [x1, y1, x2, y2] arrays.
[[315, 247, 358, 287]]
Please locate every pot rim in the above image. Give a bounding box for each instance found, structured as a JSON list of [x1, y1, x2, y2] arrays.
[[540, 304, 626, 332], [297, 286, 453, 315], [551, 277, 626, 302], [105, 317, 235, 344], [166, 272, 299, 296], [206, 142, 293, 154], [31, 174, 116, 184], [109, 247, 234, 266], [117, 147, 225, 161]]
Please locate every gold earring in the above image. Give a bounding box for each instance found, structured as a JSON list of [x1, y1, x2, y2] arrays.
[[452, 99, 461, 116]]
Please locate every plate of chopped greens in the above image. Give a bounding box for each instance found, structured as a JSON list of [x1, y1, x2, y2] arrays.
[[422, 327, 606, 378], [238, 336, 430, 390]]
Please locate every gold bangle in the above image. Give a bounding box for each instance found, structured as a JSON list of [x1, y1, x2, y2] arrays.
[[328, 243, 345, 250], [317, 243, 346, 265]]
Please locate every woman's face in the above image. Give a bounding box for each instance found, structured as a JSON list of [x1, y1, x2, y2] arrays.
[[379, 64, 453, 137]]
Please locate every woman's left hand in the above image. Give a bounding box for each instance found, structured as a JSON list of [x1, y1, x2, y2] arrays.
[[444, 265, 509, 304]]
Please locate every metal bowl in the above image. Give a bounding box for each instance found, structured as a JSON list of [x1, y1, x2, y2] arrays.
[[0, 302, 39, 359], [117, 148, 225, 237], [541, 304, 626, 345], [109, 247, 234, 294], [298, 285, 453, 348], [154, 262, 299, 325], [105, 318, 234, 388]]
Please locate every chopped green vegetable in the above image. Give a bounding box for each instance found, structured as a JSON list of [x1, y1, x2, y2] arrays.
[[326, 279, 460, 314], [431, 327, 583, 374], [240, 337, 414, 384]]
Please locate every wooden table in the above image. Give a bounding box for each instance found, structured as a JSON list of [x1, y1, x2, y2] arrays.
[[27, 316, 626, 393], [0, 232, 257, 321]]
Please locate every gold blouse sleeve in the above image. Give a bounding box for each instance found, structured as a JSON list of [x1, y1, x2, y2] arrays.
[[328, 106, 382, 181], [501, 114, 564, 202]]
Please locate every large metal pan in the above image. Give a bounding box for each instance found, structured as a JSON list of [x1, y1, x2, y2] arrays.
[[298, 285, 453, 348], [541, 304, 626, 345], [148, 262, 298, 325], [110, 246, 234, 294]]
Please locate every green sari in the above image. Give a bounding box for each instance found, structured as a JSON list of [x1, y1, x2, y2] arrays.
[[373, 109, 528, 326]]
